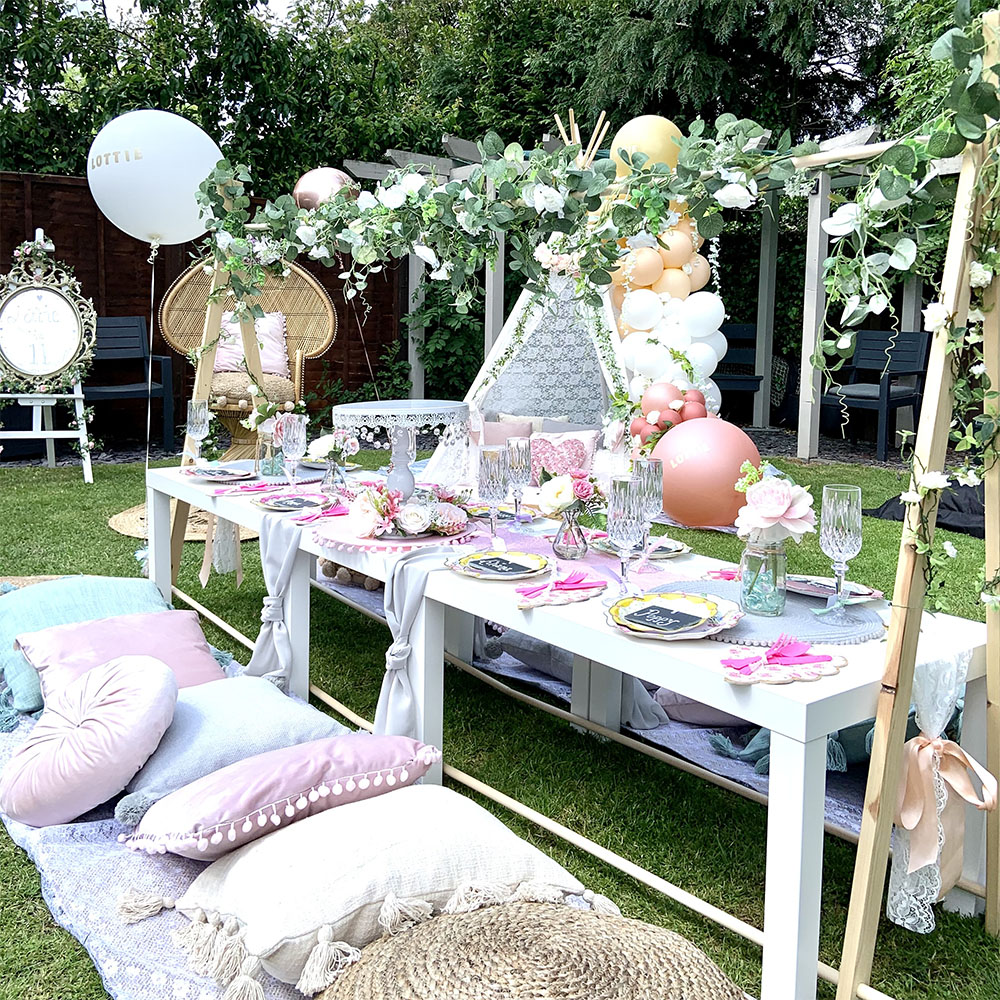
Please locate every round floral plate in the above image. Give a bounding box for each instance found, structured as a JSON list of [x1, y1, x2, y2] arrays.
[[252, 492, 331, 512], [447, 550, 549, 580], [299, 460, 362, 471], [463, 503, 519, 520], [183, 466, 257, 483], [606, 592, 718, 637], [591, 536, 691, 560], [607, 593, 743, 641]]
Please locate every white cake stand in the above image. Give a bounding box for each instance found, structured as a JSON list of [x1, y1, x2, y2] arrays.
[[329, 399, 470, 499]]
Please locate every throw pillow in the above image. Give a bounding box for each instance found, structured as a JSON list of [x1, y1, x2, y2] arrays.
[[116, 675, 348, 825], [499, 412, 567, 433], [123, 734, 440, 859], [215, 311, 290, 378], [540, 419, 602, 433], [123, 784, 598, 996], [0, 656, 177, 827], [0, 576, 172, 715], [477, 420, 531, 446], [653, 688, 748, 727], [16, 609, 225, 704], [529, 430, 600, 485]]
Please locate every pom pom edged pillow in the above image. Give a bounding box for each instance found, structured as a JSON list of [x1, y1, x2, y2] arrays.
[[123, 734, 440, 859], [0, 656, 177, 827], [216, 311, 290, 378]]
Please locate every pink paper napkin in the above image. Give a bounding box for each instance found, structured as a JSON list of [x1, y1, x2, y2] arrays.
[[292, 504, 349, 523], [516, 569, 607, 600], [721, 636, 832, 675]]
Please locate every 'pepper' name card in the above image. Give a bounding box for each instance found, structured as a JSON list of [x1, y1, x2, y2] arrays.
[[622, 605, 704, 633]]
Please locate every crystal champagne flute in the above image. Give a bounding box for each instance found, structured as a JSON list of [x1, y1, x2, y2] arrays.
[[634, 457, 664, 573], [602, 475, 645, 606], [820, 484, 863, 624], [506, 437, 532, 531], [478, 445, 509, 545], [279, 413, 308, 491], [186, 400, 210, 462]]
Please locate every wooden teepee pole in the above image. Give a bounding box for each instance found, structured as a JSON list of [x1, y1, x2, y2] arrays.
[[835, 17, 998, 992]]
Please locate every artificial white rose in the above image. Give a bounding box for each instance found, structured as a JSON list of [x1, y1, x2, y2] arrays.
[[308, 245, 330, 260], [943, 540, 958, 558], [377, 184, 407, 209], [968, 307, 986, 324], [867, 189, 910, 212], [956, 467, 982, 487], [899, 490, 922, 504], [922, 301, 950, 334], [429, 263, 453, 281], [531, 184, 565, 215], [396, 503, 434, 535], [970, 260, 994, 289], [399, 173, 427, 195], [917, 470, 950, 491], [822, 203, 862, 238], [537, 475, 576, 516], [356, 190, 378, 211], [715, 183, 754, 210], [307, 434, 336, 461], [413, 244, 440, 269], [971, 362, 987, 376], [215, 231, 235, 251], [295, 224, 318, 246]]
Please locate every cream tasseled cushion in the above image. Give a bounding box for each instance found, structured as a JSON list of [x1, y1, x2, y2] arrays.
[[210, 372, 295, 405]]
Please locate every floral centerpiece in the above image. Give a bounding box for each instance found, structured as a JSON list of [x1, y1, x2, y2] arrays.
[[734, 461, 815, 616], [307, 429, 360, 494], [537, 468, 605, 560], [345, 482, 469, 539]]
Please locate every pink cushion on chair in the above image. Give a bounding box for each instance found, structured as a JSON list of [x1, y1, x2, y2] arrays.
[[529, 430, 600, 486], [215, 311, 290, 378], [0, 655, 177, 827], [476, 420, 531, 446], [15, 610, 225, 703]]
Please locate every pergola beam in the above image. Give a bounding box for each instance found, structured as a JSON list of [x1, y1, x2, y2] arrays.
[[753, 190, 778, 427]]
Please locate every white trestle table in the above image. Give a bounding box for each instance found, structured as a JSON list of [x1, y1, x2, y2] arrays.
[[146, 465, 989, 1000]]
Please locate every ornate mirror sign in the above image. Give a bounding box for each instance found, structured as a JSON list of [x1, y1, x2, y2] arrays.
[[0, 231, 96, 393]]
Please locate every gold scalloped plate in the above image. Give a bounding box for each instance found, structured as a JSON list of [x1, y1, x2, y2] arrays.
[[448, 550, 549, 580], [606, 592, 719, 637], [606, 593, 744, 642]]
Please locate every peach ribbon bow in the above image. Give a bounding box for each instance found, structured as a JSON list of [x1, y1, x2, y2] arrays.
[[895, 735, 998, 882]]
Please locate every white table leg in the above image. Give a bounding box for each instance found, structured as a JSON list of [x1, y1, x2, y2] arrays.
[[284, 547, 313, 701], [761, 732, 827, 1000], [408, 596, 445, 784], [146, 485, 173, 602], [42, 405, 55, 467], [444, 606, 475, 664], [944, 674, 987, 917], [587, 661, 623, 731]]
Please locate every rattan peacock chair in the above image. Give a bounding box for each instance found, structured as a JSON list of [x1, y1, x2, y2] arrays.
[[159, 259, 337, 459]]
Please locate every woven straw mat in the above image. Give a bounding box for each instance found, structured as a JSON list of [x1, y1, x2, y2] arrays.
[[319, 902, 745, 1000], [108, 502, 259, 542]]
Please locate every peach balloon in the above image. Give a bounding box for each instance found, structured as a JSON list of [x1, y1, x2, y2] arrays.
[[657, 230, 692, 269], [687, 253, 711, 292], [679, 401, 708, 421], [650, 418, 761, 527], [674, 217, 705, 248], [651, 268, 691, 300], [630, 247, 664, 287], [641, 381, 682, 416], [610, 256, 630, 285], [683, 389, 706, 405], [610, 115, 684, 178], [611, 285, 626, 310]]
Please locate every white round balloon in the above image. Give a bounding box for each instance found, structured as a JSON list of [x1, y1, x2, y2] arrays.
[[629, 374, 652, 402], [682, 292, 727, 337], [633, 340, 671, 379], [701, 329, 728, 363], [654, 362, 686, 385], [87, 110, 223, 245], [662, 297, 686, 320], [702, 378, 722, 414], [619, 333, 642, 370], [685, 340, 719, 379], [652, 320, 692, 351], [620, 288, 664, 331]]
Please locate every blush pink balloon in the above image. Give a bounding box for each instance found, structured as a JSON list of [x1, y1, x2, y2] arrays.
[[683, 389, 705, 405], [650, 418, 760, 527], [630, 415, 648, 438], [641, 382, 683, 417], [679, 401, 708, 421]]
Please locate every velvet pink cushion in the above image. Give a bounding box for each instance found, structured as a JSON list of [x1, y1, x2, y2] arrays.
[[124, 734, 441, 859], [0, 656, 177, 827], [529, 430, 600, 485], [15, 610, 225, 703], [214, 311, 289, 378]]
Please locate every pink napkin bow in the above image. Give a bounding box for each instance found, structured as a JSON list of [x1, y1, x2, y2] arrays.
[[214, 481, 281, 495], [721, 635, 832, 675], [516, 569, 607, 600], [292, 504, 349, 523]]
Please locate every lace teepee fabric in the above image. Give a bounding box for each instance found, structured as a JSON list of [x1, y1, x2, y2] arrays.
[[886, 647, 970, 933]]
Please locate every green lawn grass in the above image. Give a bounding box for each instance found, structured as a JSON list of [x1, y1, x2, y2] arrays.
[[1, 456, 998, 1000]]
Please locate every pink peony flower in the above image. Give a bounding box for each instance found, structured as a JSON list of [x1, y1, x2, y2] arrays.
[[734, 478, 815, 543], [431, 502, 469, 535], [572, 477, 595, 500]]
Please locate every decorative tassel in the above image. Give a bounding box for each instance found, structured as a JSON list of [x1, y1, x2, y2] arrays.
[[442, 882, 512, 914], [189, 911, 224, 975], [171, 908, 207, 955], [582, 889, 621, 915], [377, 892, 434, 935], [117, 888, 174, 923], [826, 735, 848, 773], [114, 792, 155, 827], [294, 926, 361, 996], [0, 703, 20, 733], [510, 880, 566, 905], [223, 956, 265, 1000], [210, 917, 246, 986]]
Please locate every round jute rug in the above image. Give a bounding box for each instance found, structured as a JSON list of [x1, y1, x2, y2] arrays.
[[108, 503, 259, 543], [0, 576, 60, 589], [319, 902, 745, 1000]]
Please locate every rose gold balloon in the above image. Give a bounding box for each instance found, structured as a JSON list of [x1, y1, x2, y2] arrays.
[[293, 167, 358, 209], [651, 268, 691, 300], [641, 381, 682, 416], [687, 253, 711, 292], [630, 247, 664, 286], [679, 401, 708, 421], [651, 418, 760, 527], [657, 230, 692, 269]]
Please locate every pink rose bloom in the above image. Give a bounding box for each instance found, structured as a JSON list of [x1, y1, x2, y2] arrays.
[[572, 477, 595, 500], [567, 468, 588, 480], [734, 478, 815, 543]]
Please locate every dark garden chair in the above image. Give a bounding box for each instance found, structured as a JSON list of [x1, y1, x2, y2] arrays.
[[83, 317, 174, 449], [715, 324, 764, 398], [821, 328, 931, 462]]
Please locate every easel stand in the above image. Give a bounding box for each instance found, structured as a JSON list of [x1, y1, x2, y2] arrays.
[[0, 385, 93, 484]]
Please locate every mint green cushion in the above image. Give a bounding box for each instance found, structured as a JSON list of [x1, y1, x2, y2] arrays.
[[1, 576, 171, 714]]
